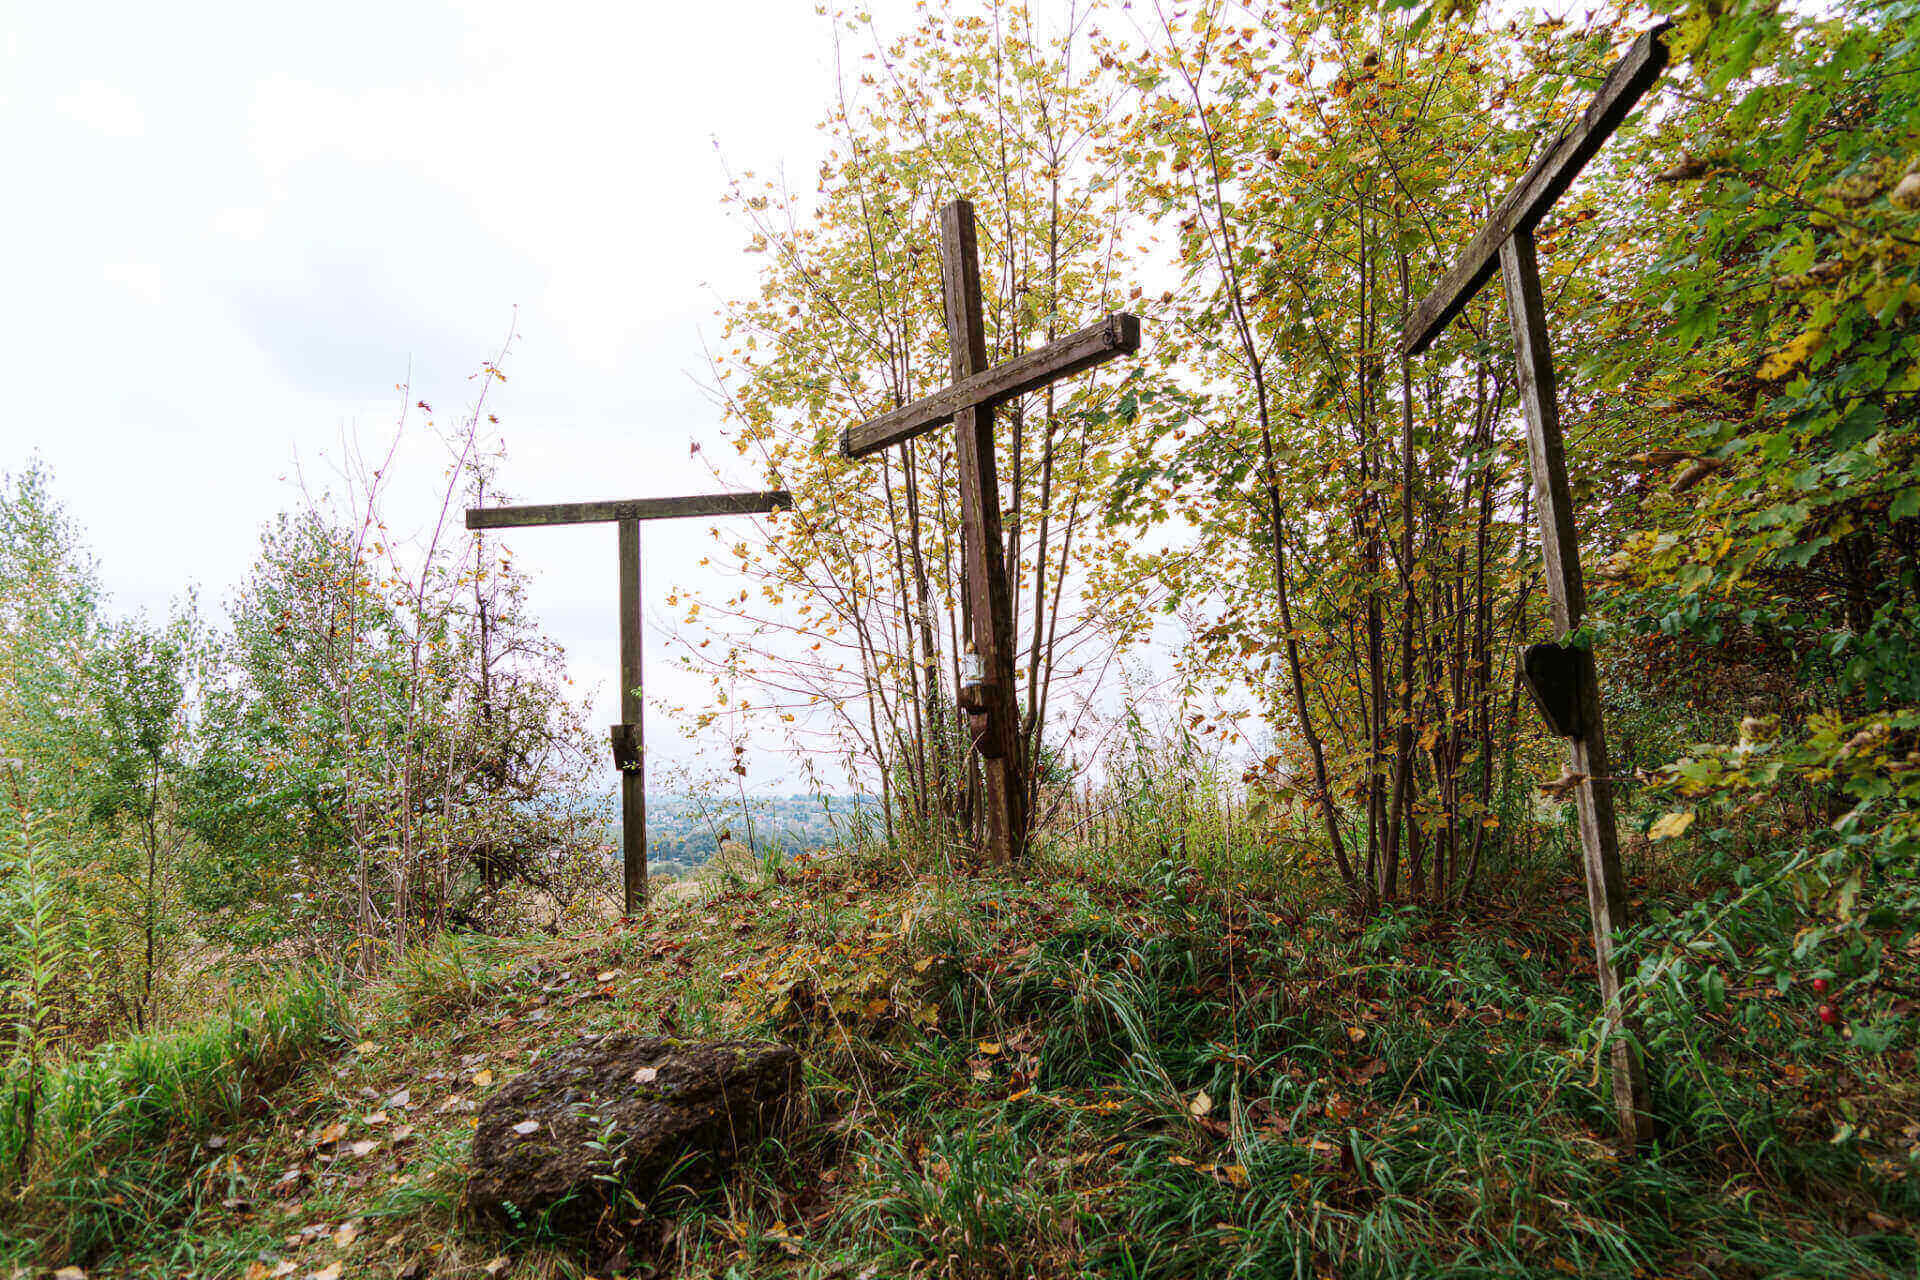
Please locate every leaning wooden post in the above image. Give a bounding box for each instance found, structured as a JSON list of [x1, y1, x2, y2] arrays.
[[1398, 26, 1670, 1148], [1500, 229, 1654, 1146]]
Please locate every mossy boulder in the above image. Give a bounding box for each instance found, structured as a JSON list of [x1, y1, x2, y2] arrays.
[[464, 1033, 800, 1236]]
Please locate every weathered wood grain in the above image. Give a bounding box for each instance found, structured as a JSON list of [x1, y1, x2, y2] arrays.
[[466, 491, 791, 529], [617, 518, 646, 915], [840, 313, 1139, 459], [940, 199, 1030, 865], [1501, 230, 1654, 1147]]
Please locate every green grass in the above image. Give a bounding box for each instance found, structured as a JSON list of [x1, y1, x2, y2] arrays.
[[15, 846, 1920, 1278], [771, 854, 1919, 1279], [389, 931, 509, 1024], [0, 970, 349, 1263]]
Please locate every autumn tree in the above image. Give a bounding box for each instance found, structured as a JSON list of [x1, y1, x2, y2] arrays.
[[1114, 2, 1659, 905], [684, 1, 1162, 858]]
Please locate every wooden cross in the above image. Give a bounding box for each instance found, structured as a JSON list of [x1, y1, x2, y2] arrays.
[[840, 198, 1140, 864], [1399, 25, 1670, 1148], [466, 489, 791, 913]]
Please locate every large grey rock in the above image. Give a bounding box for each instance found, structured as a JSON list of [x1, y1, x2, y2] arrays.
[[464, 1033, 800, 1236]]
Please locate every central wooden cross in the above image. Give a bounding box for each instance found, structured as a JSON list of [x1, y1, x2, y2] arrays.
[[840, 198, 1140, 864], [467, 489, 791, 913], [1400, 25, 1671, 1147]]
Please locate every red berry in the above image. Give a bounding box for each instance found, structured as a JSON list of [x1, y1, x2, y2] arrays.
[[1812, 977, 1830, 995], [1818, 1003, 1839, 1026]]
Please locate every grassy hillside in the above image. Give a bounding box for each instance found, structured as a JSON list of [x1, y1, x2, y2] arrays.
[[8, 844, 1915, 1280]]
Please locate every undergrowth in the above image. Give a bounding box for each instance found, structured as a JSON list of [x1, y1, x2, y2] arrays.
[[0, 970, 349, 1262], [391, 933, 508, 1024], [13, 846, 1917, 1279]]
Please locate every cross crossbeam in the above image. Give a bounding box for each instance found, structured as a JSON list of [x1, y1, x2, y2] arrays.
[[467, 491, 793, 530], [1400, 22, 1670, 357], [465, 487, 791, 912], [840, 315, 1138, 459]]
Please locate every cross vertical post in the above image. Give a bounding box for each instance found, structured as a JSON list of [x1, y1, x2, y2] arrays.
[[940, 201, 1027, 863], [617, 517, 646, 914], [467, 488, 791, 913], [1398, 25, 1669, 1147], [1500, 229, 1654, 1145], [838, 197, 1140, 867]]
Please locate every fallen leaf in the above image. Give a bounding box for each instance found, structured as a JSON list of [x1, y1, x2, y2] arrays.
[[315, 1122, 348, 1146], [1649, 811, 1696, 841], [391, 1124, 417, 1142], [1346, 1025, 1367, 1043], [484, 1257, 510, 1276], [472, 1068, 495, 1087], [308, 1264, 342, 1280], [632, 1066, 659, 1085], [513, 1120, 540, 1136], [333, 1222, 359, 1248], [54, 1269, 87, 1280], [1189, 1090, 1213, 1118], [365, 1111, 388, 1126], [354, 1040, 380, 1054], [348, 1140, 380, 1157], [387, 1088, 411, 1108]]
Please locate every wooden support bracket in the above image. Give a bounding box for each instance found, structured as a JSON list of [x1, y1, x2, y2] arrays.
[[1520, 642, 1589, 740], [610, 723, 645, 773]]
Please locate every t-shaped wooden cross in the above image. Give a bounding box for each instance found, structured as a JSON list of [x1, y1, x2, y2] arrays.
[[840, 198, 1140, 864], [467, 489, 791, 912]]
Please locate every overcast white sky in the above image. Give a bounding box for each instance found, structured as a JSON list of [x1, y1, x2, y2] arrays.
[[2, 0, 841, 785]]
